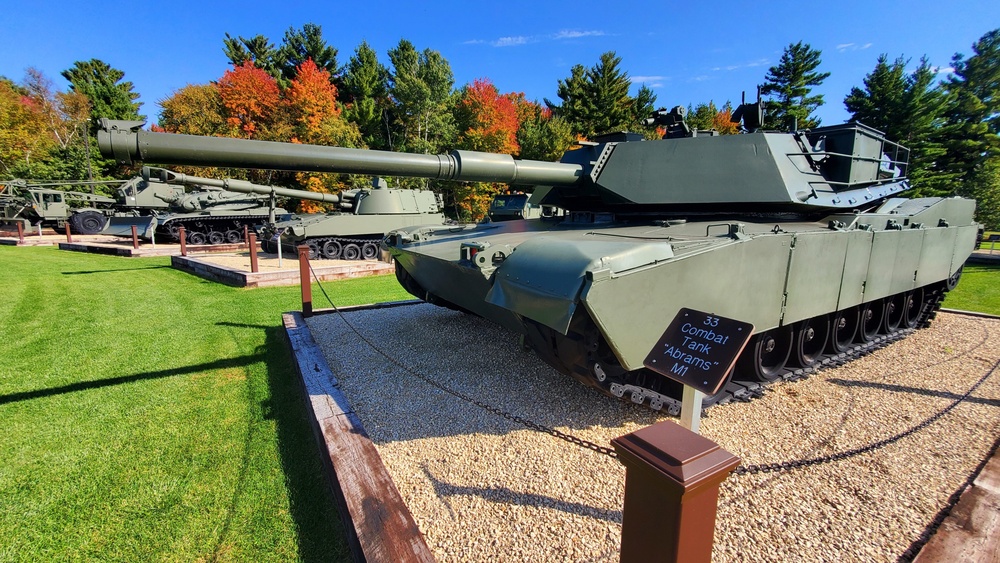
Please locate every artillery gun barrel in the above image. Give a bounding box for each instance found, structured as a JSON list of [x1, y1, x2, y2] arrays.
[[147, 167, 341, 204], [99, 119, 583, 187]]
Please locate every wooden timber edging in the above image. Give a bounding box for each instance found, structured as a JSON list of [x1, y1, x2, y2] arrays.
[[912, 439, 1000, 562], [282, 310, 434, 563], [173, 255, 394, 288]]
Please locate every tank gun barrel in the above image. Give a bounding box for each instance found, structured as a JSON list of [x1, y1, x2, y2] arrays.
[[145, 167, 341, 204], [100, 119, 583, 187]]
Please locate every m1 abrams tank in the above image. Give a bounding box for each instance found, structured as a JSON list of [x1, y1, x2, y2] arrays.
[[97, 110, 978, 413], [149, 168, 445, 259]]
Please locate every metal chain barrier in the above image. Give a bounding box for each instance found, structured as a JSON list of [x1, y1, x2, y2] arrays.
[[309, 263, 996, 470], [310, 264, 619, 458]]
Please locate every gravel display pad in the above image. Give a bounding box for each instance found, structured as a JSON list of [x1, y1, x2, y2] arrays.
[[305, 304, 1000, 562]]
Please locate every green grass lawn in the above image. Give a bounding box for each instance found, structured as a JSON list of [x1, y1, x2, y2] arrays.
[[0, 246, 995, 562], [942, 263, 1000, 315], [0, 246, 410, 562]]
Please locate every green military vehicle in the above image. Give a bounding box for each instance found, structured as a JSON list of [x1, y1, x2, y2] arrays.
[[105, 169, 290, 244], [97, 105, 977, 413], [1, 175, 185, 235], [487, 191, 563, 222], [148, 167, 444, 259]]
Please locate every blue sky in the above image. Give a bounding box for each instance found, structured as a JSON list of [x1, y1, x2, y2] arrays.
[[2, 0, 998, 129]]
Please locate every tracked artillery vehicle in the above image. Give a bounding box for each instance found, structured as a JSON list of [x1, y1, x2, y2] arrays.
[[148, 168, 445, 259], [98, 111, 978, 414], [112, 170, 289, 244]]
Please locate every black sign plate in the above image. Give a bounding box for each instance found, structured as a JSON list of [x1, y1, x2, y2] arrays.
[[643, 308, 754, 395]]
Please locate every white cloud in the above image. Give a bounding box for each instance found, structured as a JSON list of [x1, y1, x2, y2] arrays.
[[710, 58, 769, 72], [837, 42, 874, 53], [470, 29, 606, 48], [553, 30, 606, 40], [493, 36, 529, 47], [631, 75, 666, 83], [931, 65, 955, 74]]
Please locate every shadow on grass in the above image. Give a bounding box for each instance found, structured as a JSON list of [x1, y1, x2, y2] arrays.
[[0, 354, 265, 406], [61, 266, 173, 275], [827, 378, 1000, 407], [259, 324, 351, 562]]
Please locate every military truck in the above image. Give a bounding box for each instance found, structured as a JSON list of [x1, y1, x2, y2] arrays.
[[1, 180, 118, 234]]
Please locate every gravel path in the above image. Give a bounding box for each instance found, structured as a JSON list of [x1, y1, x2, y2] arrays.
[[305, 305, 1000, 562]]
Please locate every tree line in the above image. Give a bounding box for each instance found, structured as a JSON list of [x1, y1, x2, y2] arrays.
[[1, 24, 997, 226]]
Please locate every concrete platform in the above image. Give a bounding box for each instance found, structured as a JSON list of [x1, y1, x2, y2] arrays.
[[58, 239, 254, 257], [969, 249, 1000, 265], [173, 251, 394, 288], [1, 233, 108, 247]]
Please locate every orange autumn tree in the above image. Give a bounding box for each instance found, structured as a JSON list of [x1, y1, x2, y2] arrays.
[[217, 60, 280, 139], [284, 58, 362, 213], [453, 78, 521, 221], [712, 106, 740, 135]]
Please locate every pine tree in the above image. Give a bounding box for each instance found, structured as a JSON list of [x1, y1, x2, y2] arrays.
[[940, 29, 1000, 184], [547, 52, 655, 139], [341, 41, 391, 150], [760, 42, 830, 130], [61, 59, 143, 126], [844, 55, 954, 196]]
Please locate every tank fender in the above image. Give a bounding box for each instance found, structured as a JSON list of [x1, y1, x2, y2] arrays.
[[485, 236, 674, 334]]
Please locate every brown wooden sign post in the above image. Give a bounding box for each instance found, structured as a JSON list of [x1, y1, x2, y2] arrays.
[[613, 421, 740, 563], [248, 232, 259, 273], [131, 225, 140, 249], [297, 245, 313, 317], [64, 222, 72, 243], [178, 226, 187, 256]]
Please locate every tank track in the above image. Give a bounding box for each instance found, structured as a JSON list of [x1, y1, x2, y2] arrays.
[[159, 216, 266, 244], [521, 284, 949, 415], [274, 236, 382, 261]]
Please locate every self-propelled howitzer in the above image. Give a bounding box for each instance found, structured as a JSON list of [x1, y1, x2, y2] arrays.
[[149, 166, 445, 260], [98, 114, 978, 414]]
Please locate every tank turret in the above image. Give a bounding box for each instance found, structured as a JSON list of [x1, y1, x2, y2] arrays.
[[97, 110, 977, 414]]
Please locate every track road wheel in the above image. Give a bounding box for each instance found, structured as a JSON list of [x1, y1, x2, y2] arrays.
[[207, 231, 225, 245], [829, 308, 860, 353], [700, 369, 735, 407], [70, 211, 107, 235], [322, 240, 342, 259], [945, 267, 963, 291], [884, 293, 906, 333], [737, 326, 793, 382], [188, 231, 207, 245], [903, 289, 923, 329], [792, 316, 831, 368], [306, 240, 320, 260], [343, 243, 361, 260], [361, 241, 379, 260], [857, 300, 884, 342], [225, 230, 242, 244]]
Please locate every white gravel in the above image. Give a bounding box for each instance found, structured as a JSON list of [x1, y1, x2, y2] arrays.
[[305, 305, 1000, 562]]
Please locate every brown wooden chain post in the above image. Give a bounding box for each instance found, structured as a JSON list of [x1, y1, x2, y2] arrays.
[[248, 232, 259, 273], [64, 222, 72, 243], [612, 421, 740, 563], [297, 245, 313, 317], [243, 225, 249, 247], [131, 225, 139, 249], [178, 226, 187, 256], [17, 221, 24, 243]]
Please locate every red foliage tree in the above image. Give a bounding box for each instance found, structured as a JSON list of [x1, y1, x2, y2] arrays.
[[217, 61, 280, 138]]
